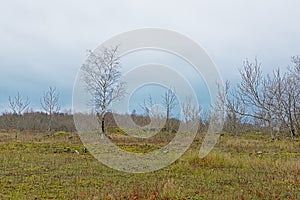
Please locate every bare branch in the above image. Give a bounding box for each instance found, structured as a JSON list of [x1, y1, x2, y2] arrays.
[[8, 92, 30, 115], [41, 87, 60, 115]]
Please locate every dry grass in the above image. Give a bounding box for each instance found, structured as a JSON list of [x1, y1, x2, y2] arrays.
[[0, 131, 299, 199]]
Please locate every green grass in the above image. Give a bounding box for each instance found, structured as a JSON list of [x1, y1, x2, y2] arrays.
[[0, 131, 299, 199]]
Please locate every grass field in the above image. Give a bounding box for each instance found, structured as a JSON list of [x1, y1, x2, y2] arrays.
[[0, 131, 299, 199]]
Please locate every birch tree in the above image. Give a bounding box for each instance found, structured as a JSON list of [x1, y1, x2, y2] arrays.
[[81, 46, 126, 136]]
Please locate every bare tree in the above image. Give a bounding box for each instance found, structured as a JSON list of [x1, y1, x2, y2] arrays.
[[140, 95, 154, 117], [227, 57, 300, 138], [8, 92, 30, 138], [226, 96, 247, 135], [8, 92, 30, 115], [263, 68, 290, 137], [81, 46, 126, 136], [290, 56, 300, 136], [41, 86, 60, 132], [181, 96, 201, 132], [139, 95, 166, 132], [252, 58, 299, 138], [228, 59, 277, 138], [162, 88, 177, 132], [282, 56, 300, 137], [207, 81, 228, 135]]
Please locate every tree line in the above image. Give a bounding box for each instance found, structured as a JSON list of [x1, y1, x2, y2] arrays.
[[0, 87, 75, 136], [1, 45, 299, 139]]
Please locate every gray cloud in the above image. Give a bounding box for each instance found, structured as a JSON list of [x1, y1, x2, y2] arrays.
[[1, 0, 300, 112]]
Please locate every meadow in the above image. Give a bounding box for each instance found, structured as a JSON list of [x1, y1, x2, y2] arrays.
[[0, 131, 299, 199]]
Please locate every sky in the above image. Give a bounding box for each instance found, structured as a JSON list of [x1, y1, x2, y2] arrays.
[[1, 0, 300, 113]]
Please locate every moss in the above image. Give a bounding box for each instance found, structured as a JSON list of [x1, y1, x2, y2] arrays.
[[53, 131, 68, 137]]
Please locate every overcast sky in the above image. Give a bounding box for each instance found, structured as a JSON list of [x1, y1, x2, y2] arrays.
[[1, 0, 300, 113]]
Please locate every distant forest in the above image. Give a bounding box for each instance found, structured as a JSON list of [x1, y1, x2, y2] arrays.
[[0, 110, 257, 136]]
